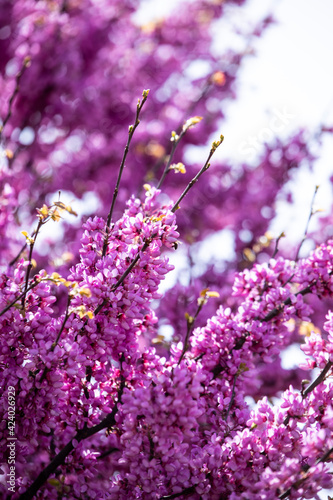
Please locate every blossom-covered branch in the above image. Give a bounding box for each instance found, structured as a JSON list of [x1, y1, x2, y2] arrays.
[[1, 1, 333, 499]]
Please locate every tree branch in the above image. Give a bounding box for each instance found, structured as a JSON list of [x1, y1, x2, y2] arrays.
[[171, 135, 224, 213], [177, 290, 211, 365], [157, 116, 202, 190], [293, 185, 319, 263], [102, 89, 149, 257], [19, 376, 125, 500], [278, 446, 333, 499], [211, 279, 321, 378], [94, 239, 151, 317], [0, 277, 40, 317], [302, 360, 333, 398], [21, 219, 43, 310]]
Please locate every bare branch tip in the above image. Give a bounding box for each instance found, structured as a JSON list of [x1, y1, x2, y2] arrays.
[[211, 134, 224, 152]]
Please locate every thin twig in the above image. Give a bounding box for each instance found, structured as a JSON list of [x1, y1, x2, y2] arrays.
[[294, 185, 320, 263], [102, 90, 150, 257], [156, 138, 179, 189], [278, 446, 333, 499], [38, 295, 73, 385], [171, 135, 224, 213], [100, 134, 224, 317], [21, 219, 43, 309], [283, 360, 333, 426], [113, 240, 150, 291], [272, 232, 285, 259], [317, 445, 333, 465], [279, 186, 321, 290], [157, 117, 202, 190], [224, 375, 238, 421], [148, 431, 155, 461], [178, 299, 206, 365], [144, 81, 211, 183], [262, 281, 315, 323], [52, 294, 72, 349], [303, 360, 333, 398], [6, 201, 76, 313], [0, 277, 40, 317], [95, 239, 151, 318]]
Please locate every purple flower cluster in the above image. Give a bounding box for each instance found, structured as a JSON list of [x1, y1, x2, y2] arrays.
[[101, 243, 333, 498], [1, 0, 333, 499], [0, 0, 311, 268], [0, 188, 180, 497], [1, 203, 333, 499]]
